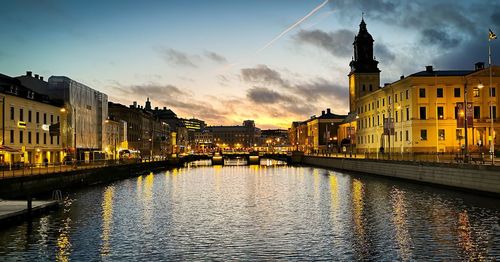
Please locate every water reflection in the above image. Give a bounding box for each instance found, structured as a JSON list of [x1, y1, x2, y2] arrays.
[[100, 185, 114, 257], [0, 165, 499, 260], [390, 188, 413, 261], [56, 198, 73, 262]]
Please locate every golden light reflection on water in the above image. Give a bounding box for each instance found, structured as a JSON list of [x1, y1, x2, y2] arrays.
[[351, 178, 366, 251], [143, 172, 155, 224], [100, 186, 115, 257], [329, 174, 339, 212], [390, 188, 413, 260], [136, 175, 143, 199], [456, 210, 486, 260], [56, 199, 73, 262]]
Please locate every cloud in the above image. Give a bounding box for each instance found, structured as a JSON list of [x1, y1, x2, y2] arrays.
[[374, 44, 395, 62], [158, 48, 199, 68], [240, 64, 289, 87], [204, 51, 227, 64], [420, 28, 461, 48], [294, 29, 354, 57], [240, 65, 349, 118], [247, 87, 294, 104]]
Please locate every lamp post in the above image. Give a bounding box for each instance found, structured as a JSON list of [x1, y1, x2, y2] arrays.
[[350, 115, 359, 158], [463, 77, 483, 163], [488, 34, 496, 165]]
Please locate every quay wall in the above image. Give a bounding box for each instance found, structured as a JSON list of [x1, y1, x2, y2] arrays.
[[0, 160, 182, 199], [302, 156, 500, 196]]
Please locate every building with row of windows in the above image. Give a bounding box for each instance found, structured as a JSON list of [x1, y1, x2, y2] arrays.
[[344, 18, 499, 155], [0, 73, 64, 166], [289, 109, 347, 154]]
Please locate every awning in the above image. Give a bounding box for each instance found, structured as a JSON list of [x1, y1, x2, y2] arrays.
[[0, 145, 22, 153]]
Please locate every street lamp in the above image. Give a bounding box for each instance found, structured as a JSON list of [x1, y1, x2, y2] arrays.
[[463, 76, 483, 163], [349, 115, 359, 158]]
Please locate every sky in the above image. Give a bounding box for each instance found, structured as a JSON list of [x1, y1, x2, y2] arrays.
[[1, 0, 499, 129]]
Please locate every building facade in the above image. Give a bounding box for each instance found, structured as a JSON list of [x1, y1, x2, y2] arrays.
[[0, 73, 64, 165], [289, 109, 346, 154], [349, 19, 500, 155], [207, 120, 261, 149]]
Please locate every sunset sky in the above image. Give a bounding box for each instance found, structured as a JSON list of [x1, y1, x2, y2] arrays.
[[1, 0, 499, 128]]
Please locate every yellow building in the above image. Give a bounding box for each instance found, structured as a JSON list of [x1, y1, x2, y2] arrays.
[[0, 73, 64, 165], [348, 19, 499, 155]]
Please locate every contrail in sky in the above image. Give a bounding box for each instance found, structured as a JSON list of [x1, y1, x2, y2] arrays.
[[256, 0, 330, 53]]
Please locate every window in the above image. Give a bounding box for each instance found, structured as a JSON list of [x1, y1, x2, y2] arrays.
[[473, 88, 480, 97], [377, 116, 380, 126], [50, 114, 53, 124], [454, 88, 461, 97], [400, 131, 402, 142], [10, 130, 14, 143], [420, 107, 427, 120], [382, 99, 385, 107], [438, 129, 445, 140], [362, 84, 366, 91], [36, 112, 39, 123], [28, 110, 32, 122], [377, 100, 379, 108], [491, 106, 497, 119], [395, 111, 398, 122], [437, 107, 444, 119], [395, 94, 398, 103], [406, 90, 409, 99], [369, 84, 373, 91], [395, 132, 397, 141], [43, 113, 47, 124], [10, 107, 14, 120], [43, 133, 47, 144], [419, 88, 426, 98], [405, 130, 409, 141], [474, 106, 480, 119], [406, 108, 410, 121], [28, 131, 32, 144], [437, 88, 443, 98], [50, 135, 53, 145], [456, 129, 463, 140], [57, 135, 60, 145], [19, 109, 24, 121], [491, 88, 496, 97], [388, 96, 391, 105], [19, 131, 23, 144], [420, 129, 428, 140], [36, 132, 39, 144]]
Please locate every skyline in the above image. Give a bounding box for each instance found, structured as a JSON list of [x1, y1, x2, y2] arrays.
[[1, 0, 499, 128]]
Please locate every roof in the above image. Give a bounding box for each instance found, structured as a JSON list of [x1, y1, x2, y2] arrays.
[[341, 112, 358, 124], [409, 70, 473, 77]]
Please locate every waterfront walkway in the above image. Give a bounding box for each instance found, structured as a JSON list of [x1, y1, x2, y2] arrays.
[[0, 200, 59, 225]]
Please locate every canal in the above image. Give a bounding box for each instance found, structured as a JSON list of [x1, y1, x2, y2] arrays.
[[0, 160, 499, 261]]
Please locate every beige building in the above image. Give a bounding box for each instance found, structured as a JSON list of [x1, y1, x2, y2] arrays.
[[0, 73, 64, 165], [348, 19, 499, 155]]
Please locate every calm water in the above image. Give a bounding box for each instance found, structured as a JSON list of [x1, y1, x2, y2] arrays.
[[0, 160, 499, 261]]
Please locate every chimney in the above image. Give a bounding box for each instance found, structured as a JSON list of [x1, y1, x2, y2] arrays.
[[321, 110, 325, 116], [34, 74, 39, 79], [475, 62, 485, 70], [425, 65, 433, 72], [163, 107, 167, 110], [133, 101, 137, 108], [40, 76, 43, 81], [155, 106, 158, 110], [400, 75, 404, 80], [327, 108, 331, 114], [384, 83, 390, 87], [26, 71, 32, 77]]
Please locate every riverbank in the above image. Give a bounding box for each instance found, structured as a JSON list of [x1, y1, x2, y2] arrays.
[[301, 156, 500, 197], [0, 159, 184, 199]]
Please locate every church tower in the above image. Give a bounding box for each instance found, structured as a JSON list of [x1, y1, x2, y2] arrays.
[[348, 17, 380, 112]]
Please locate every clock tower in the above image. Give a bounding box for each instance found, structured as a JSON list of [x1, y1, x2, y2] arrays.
[[348, 18, 380, 112]]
